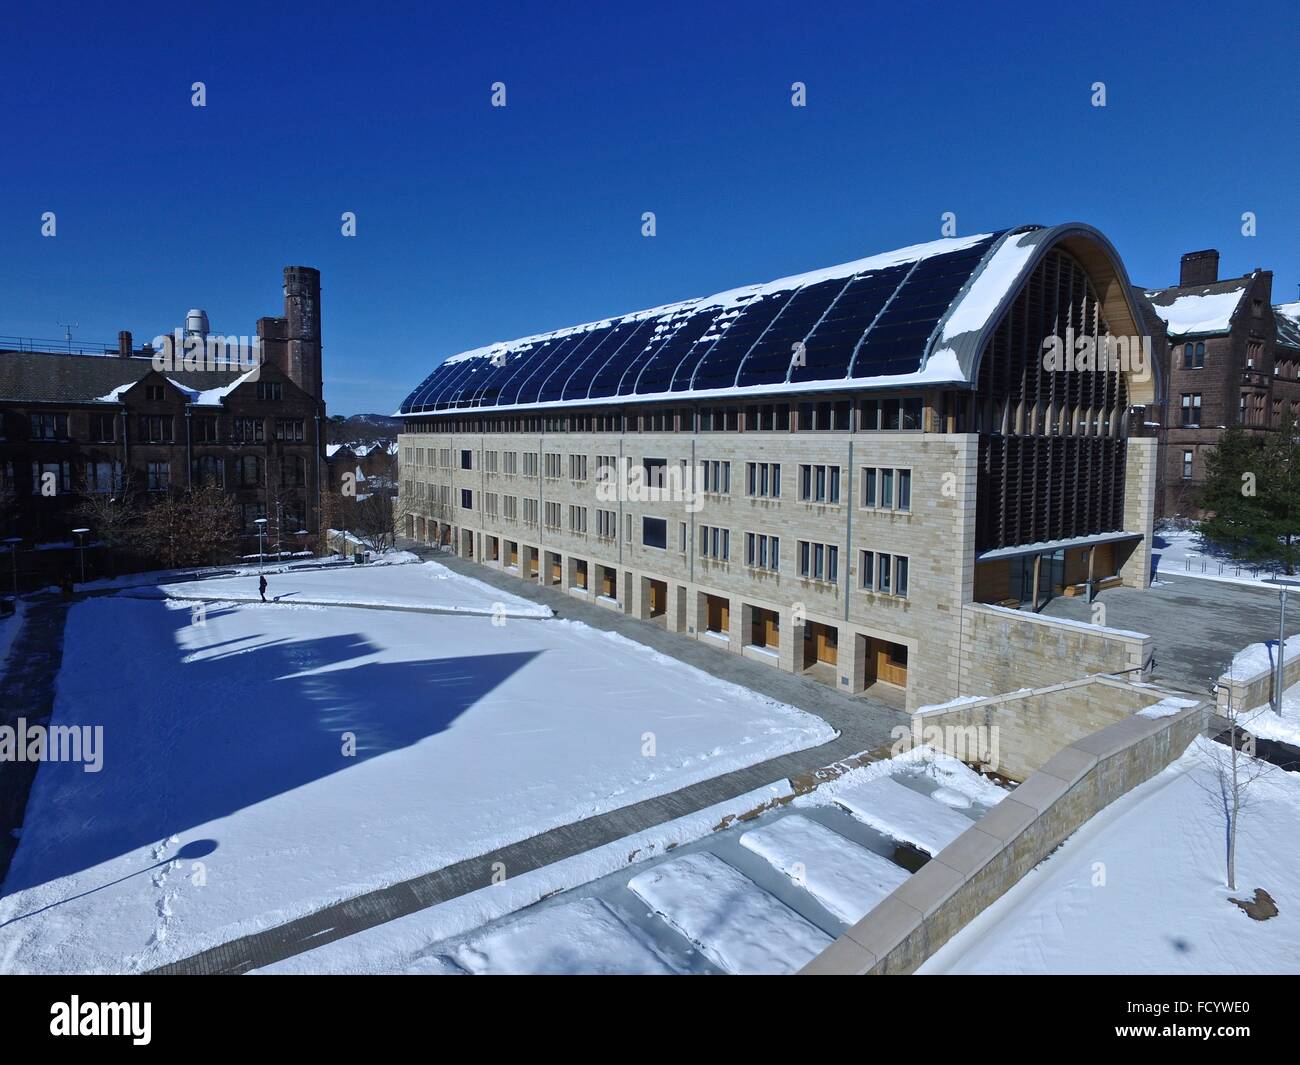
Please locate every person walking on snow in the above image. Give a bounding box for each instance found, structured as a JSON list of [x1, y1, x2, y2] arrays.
[[259, 574, 268, 602]]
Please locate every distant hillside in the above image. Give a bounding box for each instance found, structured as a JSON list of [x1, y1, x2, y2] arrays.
[[327, 413, 402, 444]]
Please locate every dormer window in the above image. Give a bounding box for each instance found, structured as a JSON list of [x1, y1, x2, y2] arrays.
[[145, 384, 165, 402]]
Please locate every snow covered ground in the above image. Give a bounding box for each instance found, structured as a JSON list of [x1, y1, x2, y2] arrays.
[[0, 576, 833, 973], [1241, 679, 1300, 749], [141, 559, 551, 618], [1152, 528, 1288, 588], [258, 749, 1006, 975], [0, 601, 27, 685], [922, 737, 1300, 974]]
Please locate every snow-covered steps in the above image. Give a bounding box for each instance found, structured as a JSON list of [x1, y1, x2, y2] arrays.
[[628, 852, 833, 975], [447, 897, 677, 975], [739, 814, 910, 924], [823, 776, 983, 856]]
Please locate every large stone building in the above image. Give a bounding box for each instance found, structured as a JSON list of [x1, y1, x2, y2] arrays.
[[1142, 249, 1300, 517], [397, 224, 1161, 710], [0, 266, 326, 579]]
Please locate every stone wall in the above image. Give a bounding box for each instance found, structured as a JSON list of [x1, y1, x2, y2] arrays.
[[1216, 635, 1300, 716], [802, 689, 1209, 976], [914, 675, 1182, 781], [958, 602, 1152, 697]]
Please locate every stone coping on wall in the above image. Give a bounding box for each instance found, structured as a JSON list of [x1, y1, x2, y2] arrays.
[[800, 691, 1209, 975], [1216, 633, 1300, 714]]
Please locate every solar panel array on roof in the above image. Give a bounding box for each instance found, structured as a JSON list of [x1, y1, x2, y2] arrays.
[[400, 231, 1005, 413]]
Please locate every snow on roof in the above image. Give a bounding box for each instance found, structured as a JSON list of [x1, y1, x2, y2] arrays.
[[1276, 301, 1300, 351], [928, 228, 1041, 367], [1144, 281, 1248, 337], [325, 443, 347, 458], [440, 233, 994, 370], [189, 366, 261, 406], [95, 383, 132, 403]]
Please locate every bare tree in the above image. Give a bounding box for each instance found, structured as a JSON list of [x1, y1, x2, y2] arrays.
[[1196, 663, 1277, 890], [72, 478, 142, 577], [351, 491, 416, 554], [135, 486, 241, 570]]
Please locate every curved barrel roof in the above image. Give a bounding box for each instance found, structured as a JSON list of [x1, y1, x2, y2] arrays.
[[398, 222, 1140, 415]]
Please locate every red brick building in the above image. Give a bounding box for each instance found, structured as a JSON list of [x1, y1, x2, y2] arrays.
[[1142, 250, 1300, 517], [0, 267, 326, 582]]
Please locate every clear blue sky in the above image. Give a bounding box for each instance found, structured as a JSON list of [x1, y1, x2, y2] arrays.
[[3, 0, 1297, 415]]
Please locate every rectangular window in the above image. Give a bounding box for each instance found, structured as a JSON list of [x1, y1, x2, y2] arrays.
[[643, 457, 667, 488], [461, 449, 473, 470], [568, 454, 588, 481], [461, 489, 473, 510], [84, 460, 122, 494], [139, 415, 174, 443], [569, 505, 587, 533], [544, 453, 561, 479], [745, 532, 780, 572], [545, 501, 561, 529], [746, 462, 781, 498], [274, 419, 304, 442], [643, 516, 667, 549], [1182, 450, 1194, 480], [523, 453, 539, 477], [194, 416, 219, 442], [699, 524, 730, 561], [1181, 393, 1202, 428], [233, 417, 263, 443], [597, 509, 617, 540], [30, 413, 69, 442], [503, 452, 518, 475], [702, 460, 731, 494], [146, 461, 171, 492], [798, 541, 838, 582], [679, 521, 687, 552], [90, 413, 116, 442], [799, 464, 840, 503], [256, 381, 282, 401]]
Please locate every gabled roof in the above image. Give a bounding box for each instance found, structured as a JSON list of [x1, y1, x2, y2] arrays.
[[1143, 277, 1251, 338], [0, 349, 244, 405], [399, 222, 1146, 415], [1276, 302, 1300, 353]]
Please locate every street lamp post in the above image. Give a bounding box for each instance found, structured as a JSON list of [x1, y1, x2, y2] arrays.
[[3, 537, 19, 601], [1264, 577, 1300, 714], [72, 528, 90, 584], [254, 517, 268, 573]]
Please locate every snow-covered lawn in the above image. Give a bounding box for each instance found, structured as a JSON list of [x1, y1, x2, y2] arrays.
[[138, 560, 549, 618], [0, 588, 833, 973], [921, 737, 1300, 974]]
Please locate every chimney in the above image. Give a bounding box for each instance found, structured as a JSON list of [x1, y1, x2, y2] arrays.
[[118, 330, 133, 358], [1180, 249, 1219, 287], [283, 266, 322, 403]]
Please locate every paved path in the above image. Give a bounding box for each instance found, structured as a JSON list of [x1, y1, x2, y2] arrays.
[[0, 598, 70, 887], [151, 546, 907, 974], [1041, 572, 1300, 694]]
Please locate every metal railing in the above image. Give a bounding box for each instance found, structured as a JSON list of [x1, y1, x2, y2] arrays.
[[0, 334, 123, 356]]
